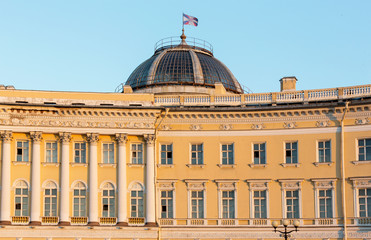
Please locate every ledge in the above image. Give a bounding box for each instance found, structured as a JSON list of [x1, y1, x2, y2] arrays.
[[280, 163, 301, 168], [186, 164, 205, 168], [157, 164, 174, 168], [12, 161, 30, 166], [313, 162, 333, 167], [98, 163, 116, 168], [70, 163, 88, 167], [127, 163, 145, 168], [351, 160, 371, 165], [217, 164, 236, 168], [42, 162, 60, 167], [248, 163, 267, 168]]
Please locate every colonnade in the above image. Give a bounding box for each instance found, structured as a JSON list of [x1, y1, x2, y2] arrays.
[[0, 131, 156, 226]]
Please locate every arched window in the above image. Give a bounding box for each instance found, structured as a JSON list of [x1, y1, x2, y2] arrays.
[[43, 181, 58, 217], [73, 182, 86, 217], [14, 180, 29, 216], [130, 182, 144, 218], [101, 182, 115, 217]]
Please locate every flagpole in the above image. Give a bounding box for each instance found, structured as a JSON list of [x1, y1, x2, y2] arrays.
[[182, 12, 184, 33]]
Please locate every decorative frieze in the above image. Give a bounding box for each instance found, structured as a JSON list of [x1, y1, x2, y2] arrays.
[[247, 180, 269, 190], [215, 180, 238, 190], [278, 179, 302, 190], [160, 124, 172, 130], [157, 180, 177, 190], [283, 122, 297, 129], [30, 131, 42, 143], [220, 124, 233, 130], [185, 180, 207, 190], [190, 124, 202, 131], [311, 179, 336, 189], [355, 118, 369, 125], [350, 177, 371, 188], [316, 121, 330, 127], [251, 123, 265, 130]]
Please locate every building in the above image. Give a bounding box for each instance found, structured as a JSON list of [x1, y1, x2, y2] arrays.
[[0, 32, 370, 240]]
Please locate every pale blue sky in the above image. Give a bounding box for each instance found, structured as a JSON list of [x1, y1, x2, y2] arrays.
[[0, 0, 370, 93]]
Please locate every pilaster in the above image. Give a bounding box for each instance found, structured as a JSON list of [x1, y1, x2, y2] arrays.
[[30, 131, 42, 225], [144, 134, 156, 226], [59, 132, 71, 225], [0, 131, 13, 225], [87, 133, 99, 225], [115, 133, 128, 226]]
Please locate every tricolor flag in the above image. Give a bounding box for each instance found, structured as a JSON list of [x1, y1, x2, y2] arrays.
[[183, 13, 198, 27]]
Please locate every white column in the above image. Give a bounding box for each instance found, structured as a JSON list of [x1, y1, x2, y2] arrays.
[[116, 133, 128, 225], [30, 131, 42, 225], [144, 134, 156, 226], [59, 132, 71, 225], [0, 131, 13, 224], [87, 133, 99, 225]]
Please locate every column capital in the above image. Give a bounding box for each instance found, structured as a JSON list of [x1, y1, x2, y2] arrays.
[[1, 131, 13, 143], [59, 132, 72, 143], [144, 134, 155, 146], [30, 131, 42, 143], [86, 133, 99, 145], [115, 133, 128, 145]]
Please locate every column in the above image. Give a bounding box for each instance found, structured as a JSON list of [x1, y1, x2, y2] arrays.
[[0, 131, 12, 225], [30, 131, 42, 225], [144, 134, 156, 226], [87, 133, 99, 225], [59, 132, 71, 225], [115, 133, 128, 226]]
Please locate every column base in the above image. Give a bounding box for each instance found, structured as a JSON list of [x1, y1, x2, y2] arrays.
[[144, 222, 157, 227], [29, 221, 42, 226], [0, 221, 11, 225], [87, 221, 100, 226], [58, 221, 71, 226], [116, 222, 128, 226]]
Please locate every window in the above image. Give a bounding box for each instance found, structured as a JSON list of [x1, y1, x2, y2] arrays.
[[285, 190, 300, 218], [359, 188, 371, 217], [191, 144, 203, 165], [44, 182, 57, 217], [191, 190, 204, 218], [160, 190, 174, 218], [74, 142, 86, 163], [221, 144, 234, 164], [319, 189, 333, 218], [131, 143, 143, 164], [14, 181, 29, 217], [358, 139, 371, 161], [73, 182, 86, 217], [16, 141, 29, 162], [222, 190, 235, 218], [161, 144, 173, 165], [285, 142, 298, 164], [103, 143, 114, 164], [318, 140, 331, 163], [102, 183, 115, 217], [253, 143, 266, 164], [253, 190, 267, 218], [45, 142, 58, 163], [131, 190, 144, 218]]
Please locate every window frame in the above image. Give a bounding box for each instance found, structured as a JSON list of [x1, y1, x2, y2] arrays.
[[185, 181, 207, 219], [74, 142, 87, 164], [16, 140, 30, 162], [351, 178, 371, 219], [284, 141, 298, 164], [101, 182, 116, 217], [252, 142, 266, 165], [14, 180, 29, 217], [129, 182, 144, 218], [72, 181, 87, 217], [317, 139, 331, 163], [131, 143, 144, 164], [160, 143, 173, 165], [190, 143, 204, 165], [45, 141, 58, 163], [279, 180, 303, 220], [248, 181, 269, 219], [43, 181, 58, 217], [102, 142, 115, 164], [357, 138, 371, 161], [220, 143, 234, 165]]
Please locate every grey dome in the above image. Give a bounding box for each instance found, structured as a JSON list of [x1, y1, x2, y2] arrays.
[[125, 34, 243, 94]]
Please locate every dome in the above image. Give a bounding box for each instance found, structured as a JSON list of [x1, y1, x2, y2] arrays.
[[124, 32, 243, 94]]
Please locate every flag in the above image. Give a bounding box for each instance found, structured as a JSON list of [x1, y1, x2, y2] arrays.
[[183, 13, 198, 27]]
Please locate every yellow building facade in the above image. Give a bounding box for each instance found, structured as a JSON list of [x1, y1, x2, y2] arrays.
[[0, 34, 370, 240]]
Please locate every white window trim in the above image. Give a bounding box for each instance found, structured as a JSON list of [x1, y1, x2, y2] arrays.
[[278, 179, 303, 220], [354, 137, 371, 163], [220, 142, 235, 165], [316, 139, 332, 164], [251, 142, 267, 165], [73, 141, 87, 164], [247, 180, 270, 219], [101, 142, 115, 164], [128, 181, 145, 218], [185, 180, 207, 219], [158, 142, 174, 166], [283, 141, 299, 164], [215, 180, 238, 219], [311, 179, 336, 219], [44, 141, 59, 163], [42, 180, 58, 217], [100, 181, 116, 218], [15, 139, 30, 162], [157, 180, 177, 219], [130, 142, 144, 164], [189, 143, 204, 165], [350, 177, 371, 218]]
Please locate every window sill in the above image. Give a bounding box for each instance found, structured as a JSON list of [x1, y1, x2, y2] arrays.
[[157, 164, 174, 168], [248, 163, 267, 168], [217, 164, 236, 168], [351, 160, 371, 165], [280, 163, 301, 168], [42, 162, 60, 167], [186, 164, 205, 168], [70, 163, 87, 167], [12, 161, 30, 166], [313, 162, 333, 167], [127, 163, 145, 168], [99, 163, 116, 168]]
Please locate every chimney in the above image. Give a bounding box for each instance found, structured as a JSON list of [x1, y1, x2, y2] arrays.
[[280, 77, 297, 92]]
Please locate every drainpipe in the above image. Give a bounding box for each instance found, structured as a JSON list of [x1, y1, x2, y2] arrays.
[[341, 102, 349, 240]]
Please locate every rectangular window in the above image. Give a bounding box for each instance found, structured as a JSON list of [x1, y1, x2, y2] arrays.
[[358, 139, 371, 161], [318, 140, 331, 163], [191, 190, 204, 218], [221, 144, 234, 165], [253, 190, 267, 218], [191, 144, 203, 165], [253, 143, 266, 164], [102, 188, 115, 217], [45, 142, 58, 163], [73, 186, 86, 217], [16, 141, 29, 162], [286, 190, 300, 218], [131, 190, 144, 217], [103, 143, 115, 164], [74, 142, 86, 163], [44, 188, 57, 217], [160, 190, 174, 218], [15, 187, 29, 216], [161, 144, 173, 165], [359, 188, 371, 217], [222, 190, 235, 218], [131, 143, 143, 164], [285, 142, 298, 164], [319, 189, 333, 218]]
